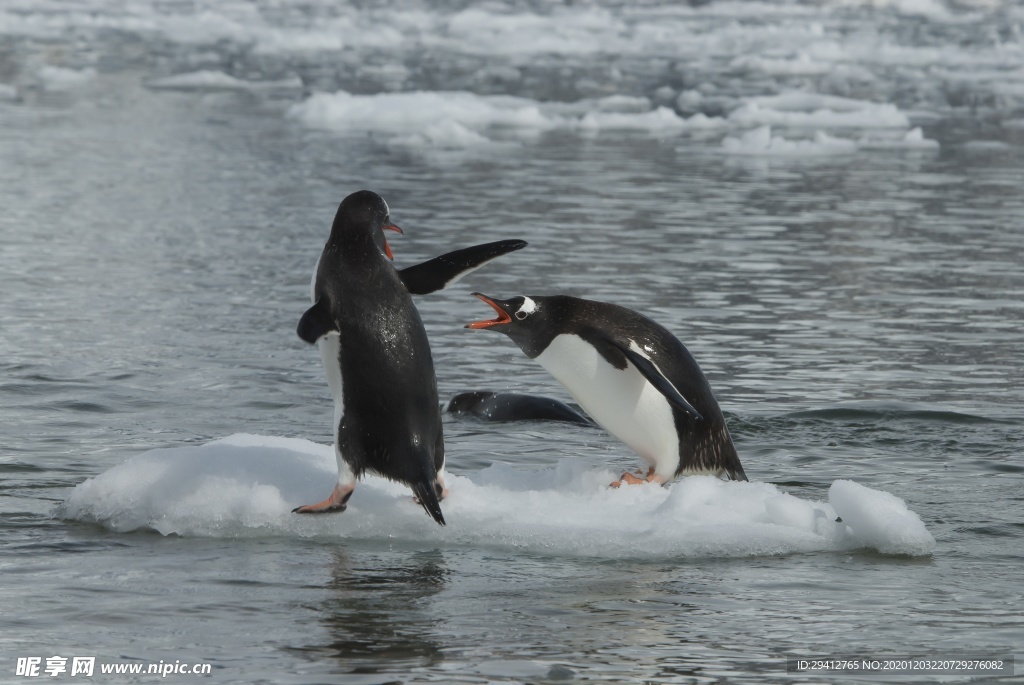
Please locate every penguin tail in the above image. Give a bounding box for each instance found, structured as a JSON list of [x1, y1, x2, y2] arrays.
[[411, 480, 446, 526], [728, 464, 749, 482]]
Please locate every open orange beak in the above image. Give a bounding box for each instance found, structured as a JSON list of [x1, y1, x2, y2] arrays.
[[466, 293, 512, 329], [383, 223, 403, 260]]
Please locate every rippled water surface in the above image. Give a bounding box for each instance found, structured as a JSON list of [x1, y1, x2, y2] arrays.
[[2, 1, 1023, 682]]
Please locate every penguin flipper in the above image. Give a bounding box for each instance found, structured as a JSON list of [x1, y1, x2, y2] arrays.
[[399, 239, 527, 295], [297, 298, 338, 344], [615, 341, 704, 421]]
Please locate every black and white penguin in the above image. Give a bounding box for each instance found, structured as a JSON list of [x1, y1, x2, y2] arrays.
[[445, 391, 594, 425], [294, 191, 443, 521], [466, 294, 747, 486], [294, 191, 526, 524]]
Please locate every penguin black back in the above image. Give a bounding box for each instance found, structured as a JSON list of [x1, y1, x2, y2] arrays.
[[296, 190, 445, 524]]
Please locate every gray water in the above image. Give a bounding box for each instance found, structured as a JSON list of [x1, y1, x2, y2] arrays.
[[2, 1, 1024, 683]]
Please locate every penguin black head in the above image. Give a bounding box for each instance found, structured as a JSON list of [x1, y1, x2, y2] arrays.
[[330, 190, 403, 260], [466, 293, 555, 358]]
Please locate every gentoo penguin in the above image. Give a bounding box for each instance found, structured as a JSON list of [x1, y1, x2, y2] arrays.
[[466, 294, 747, 485], [294, 191, 526, 524], [445, 391, 594, 425]]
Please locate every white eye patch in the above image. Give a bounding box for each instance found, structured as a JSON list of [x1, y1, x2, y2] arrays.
[[516, 297, 537, 319]]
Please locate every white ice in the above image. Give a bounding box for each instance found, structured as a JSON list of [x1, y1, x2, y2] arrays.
[[287, 89, 726, 147], [4, 1, 1017, 152], [722, 125, 939, 155], [729, 92, 910, 129], [59, 434, 936, 558], [36, 65, 96, 90], [722, 126, 859, 156], [146, 70, 302, 91], [286, 85, 930, 150]]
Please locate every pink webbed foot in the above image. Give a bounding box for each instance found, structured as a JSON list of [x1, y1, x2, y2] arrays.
[[293, 483, 354, 514], [610, 467, 660, 488]]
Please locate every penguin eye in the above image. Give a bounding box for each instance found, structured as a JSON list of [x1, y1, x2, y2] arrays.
[[515, 311, 527, 320]]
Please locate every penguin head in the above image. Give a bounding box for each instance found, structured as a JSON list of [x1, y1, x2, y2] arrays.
[[466, 293, 552, 356], [330, 190, 403, 260]]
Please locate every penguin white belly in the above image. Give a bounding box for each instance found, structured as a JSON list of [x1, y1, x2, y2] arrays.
[[317, 333, 344, 430], [311, 257, 353, 482], [535, 334, 679, 472]]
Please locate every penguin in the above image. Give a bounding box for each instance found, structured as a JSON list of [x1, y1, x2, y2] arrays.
[[294, 190, 443, 521], [294, 191, 526, 523], [466, 294, 747, 486], [445, 391, 594, 425]]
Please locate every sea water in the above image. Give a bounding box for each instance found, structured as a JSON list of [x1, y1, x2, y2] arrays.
[[1, 1, 1022, 682]]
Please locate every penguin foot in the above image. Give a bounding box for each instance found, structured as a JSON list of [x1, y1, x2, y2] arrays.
[[610, 471, 647, 488], [610, 467, 663, 488], [293, 483, 353, 514], [293, 503, 346, 514]]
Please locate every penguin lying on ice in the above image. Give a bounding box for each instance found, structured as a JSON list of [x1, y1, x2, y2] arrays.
[[466, 294, 747, 486], [293, 191, 526, 524], [445, 391, 594, 425]]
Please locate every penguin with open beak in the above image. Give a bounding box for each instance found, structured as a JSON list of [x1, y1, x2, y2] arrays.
[[467, 293, 747, 486]]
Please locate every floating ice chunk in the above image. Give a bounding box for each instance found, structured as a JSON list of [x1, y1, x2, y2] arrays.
[[591, 94, 655, 113], [288, 90, 556, 143], [37, 66, 96, 90], [730, 100, 909, 128], [743, 91, 891, 113], [59, 435, 334, 536], [962, 140, 1014, 153], [146, 70, 302, 91], [389, 120, 495, 148], [444, 7, 621, 56], [288, 89, 720, 145], [858, 127, 940, 150], [855, 0, 953, 20], [722, 126, 858, 156], [677, 89, 704, 110], [829, 480, 935, 556], [730, 53, 833, 76], [59, 435, 934, 558], [898, 126, 939, 148], [579, 106, 689, 132]]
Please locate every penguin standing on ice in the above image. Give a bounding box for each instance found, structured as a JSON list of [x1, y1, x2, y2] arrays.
[[466, 294, 746, 486], [294, 191, 525, 523]]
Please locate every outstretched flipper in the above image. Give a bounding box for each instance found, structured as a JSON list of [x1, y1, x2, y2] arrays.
[[297, 298, 337, 344], [399, 240, 527, 295]]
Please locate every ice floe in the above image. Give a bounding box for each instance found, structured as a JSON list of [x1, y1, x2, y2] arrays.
[[37, 66, 96, 90], [60, 434, 936, 558], [146, 70, 302, 91], [722, 125, 939, 155], [287, 90, 720, 145]]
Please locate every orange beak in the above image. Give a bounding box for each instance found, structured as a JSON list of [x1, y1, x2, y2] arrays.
[[466, 293, 512, 329], [383, 223, 403, 260]]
